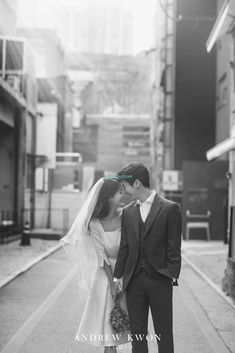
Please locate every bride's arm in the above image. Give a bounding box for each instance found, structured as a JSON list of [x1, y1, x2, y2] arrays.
[[113, 210, 129, 279], [103, 261, 113, 283], [89, 220, 110, 267], [103, 262, 117, 298], [89, 220, 117, 298]]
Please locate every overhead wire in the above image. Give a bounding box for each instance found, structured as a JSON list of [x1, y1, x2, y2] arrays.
[[158, 0, 180, 23]]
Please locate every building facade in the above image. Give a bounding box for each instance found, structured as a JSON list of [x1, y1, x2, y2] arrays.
[[67, 52, 153, 177], [151, 0, 231, 242], [206, 0, 235, 302], [0, 2, 37, 238], [19, 29, 74, 153], [76, 114, 153, 175]]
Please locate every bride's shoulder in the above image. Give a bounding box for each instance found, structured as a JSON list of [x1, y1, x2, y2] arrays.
[[88, 217, 99, 231]]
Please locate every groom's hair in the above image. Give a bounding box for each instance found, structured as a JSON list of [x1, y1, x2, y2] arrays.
[[118, 162, 150, 188]]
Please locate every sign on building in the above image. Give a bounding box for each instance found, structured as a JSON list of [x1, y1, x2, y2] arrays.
[[163, 170, 183, 191]]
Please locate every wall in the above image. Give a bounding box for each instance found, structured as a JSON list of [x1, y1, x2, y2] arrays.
[[18, 29, 65, 79], [24, 189, 88, 232], [0, 0, 17, 35], [216, 33, 231, 145], [182, 161, 228, 240], [0, 121, 15, 213], [174, 0, 216, 169], [84, 115, 152, 173], [0, 91, 24, 231]]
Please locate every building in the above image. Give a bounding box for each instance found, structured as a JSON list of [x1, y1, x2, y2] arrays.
[[156, 0, 217, 174], [206, 0, 235, 302], [18, 28, 73, 152], [149, 1, 170, 192], [66, 52, 153, 176], [16, 29, 75, 233], [0, 0, 18, 35], [174, 0, 216, 171], [151, 0, 231, 242], [56, 0, 133, 55], [73, 114, 152, 175], [66, 53, 151, 116], [0, 1, 37, 239], [17, 0, 133, 55]]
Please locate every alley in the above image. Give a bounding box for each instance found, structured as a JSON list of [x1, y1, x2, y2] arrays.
[[0, 247, 234, 353], [1, 0, 235, 352]]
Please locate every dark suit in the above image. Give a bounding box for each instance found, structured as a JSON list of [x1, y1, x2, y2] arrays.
[[114, 193, 182, 353]]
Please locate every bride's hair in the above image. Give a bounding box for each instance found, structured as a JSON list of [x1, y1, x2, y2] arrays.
[[90, 179, 120, 220]]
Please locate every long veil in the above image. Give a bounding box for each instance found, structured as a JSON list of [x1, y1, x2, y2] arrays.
[[60, 177, 104, 292]]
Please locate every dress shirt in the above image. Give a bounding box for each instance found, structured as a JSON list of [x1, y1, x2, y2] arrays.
[[137, 190, 156, 222]]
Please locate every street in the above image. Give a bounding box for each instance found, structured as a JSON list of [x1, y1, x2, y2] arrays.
[[0, 247, 234, 353], [1, 1, 235, 352]]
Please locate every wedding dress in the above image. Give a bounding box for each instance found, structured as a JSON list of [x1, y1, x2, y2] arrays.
[[75, 218, 130, 347]]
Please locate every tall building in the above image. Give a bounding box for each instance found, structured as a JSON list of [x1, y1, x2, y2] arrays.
[[57, 0, 133, 55], [152, 0, 231, 242], [17, 0, 133, 55]]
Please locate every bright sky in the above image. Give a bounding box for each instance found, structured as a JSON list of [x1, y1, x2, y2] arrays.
[[17, 0, 157, 54], [125, 0, 157, 53]]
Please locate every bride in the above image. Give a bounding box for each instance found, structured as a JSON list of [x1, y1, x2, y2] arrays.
[[60, 177, 130, 353]]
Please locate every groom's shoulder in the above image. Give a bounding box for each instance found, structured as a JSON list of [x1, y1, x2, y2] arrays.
[[159, 195, 180, 209], [123, 201, 136, 211]]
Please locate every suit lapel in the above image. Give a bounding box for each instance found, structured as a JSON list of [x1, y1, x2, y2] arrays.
[[143, 193, 162, 238]]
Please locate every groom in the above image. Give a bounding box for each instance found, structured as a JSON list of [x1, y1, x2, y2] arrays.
[[113, 163, 182, 353]]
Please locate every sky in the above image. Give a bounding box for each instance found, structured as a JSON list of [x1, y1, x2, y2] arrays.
[[17, 0, 157, 54]]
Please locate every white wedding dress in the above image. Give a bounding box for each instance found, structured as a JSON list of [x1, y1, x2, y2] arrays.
[[75, 217, 130, 347]]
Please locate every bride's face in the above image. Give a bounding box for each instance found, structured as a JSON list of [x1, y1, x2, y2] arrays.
[[109, 186, 126, 208]]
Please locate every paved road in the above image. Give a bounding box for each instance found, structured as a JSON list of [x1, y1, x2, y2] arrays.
[[0, 248, 233, 353]]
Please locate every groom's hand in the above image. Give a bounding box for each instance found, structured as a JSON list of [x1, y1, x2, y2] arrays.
[[113, 277, 123, 292], [172, 278, 178, 286]]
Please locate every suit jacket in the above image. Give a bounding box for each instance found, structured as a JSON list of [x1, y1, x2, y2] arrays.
[[113, 193, 182, 292]]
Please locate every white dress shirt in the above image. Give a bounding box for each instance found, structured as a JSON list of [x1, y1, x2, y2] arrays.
[[137, 190, 156, 222]]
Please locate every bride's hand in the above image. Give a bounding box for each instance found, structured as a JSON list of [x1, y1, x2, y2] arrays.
[[116, 285, 122, 296], [110, 283, 118, 299]]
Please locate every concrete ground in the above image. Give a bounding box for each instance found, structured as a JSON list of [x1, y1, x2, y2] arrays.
[[0, 238, 61, 288], [0, 238, 229, 292], [0, 238, 234, 353], [182, 240, 228, 287]]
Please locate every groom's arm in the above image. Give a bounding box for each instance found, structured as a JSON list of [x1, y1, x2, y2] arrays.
[[167, 203, 182, 278], [157, 203, 182, 282], [113, 209, 129, 279]]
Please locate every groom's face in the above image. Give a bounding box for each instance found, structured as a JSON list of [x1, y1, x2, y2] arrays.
[[121, 181, 138, 202]]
